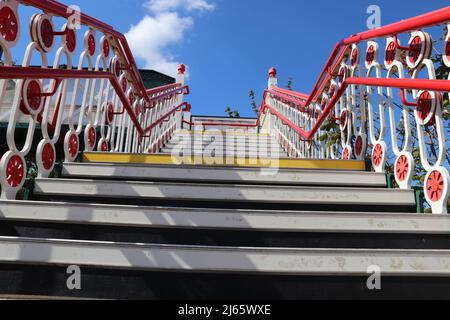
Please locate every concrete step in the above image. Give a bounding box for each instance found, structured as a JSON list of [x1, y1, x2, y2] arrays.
[[62, 163, 386, 187], [3, 263, 450, 299], [0, 200, 448, 249], [171, 135, 275, 143], [159, 149, 287, 158], [1, 236, 450, 276], [164, 141, 283, 149], [33, 178, 416, 212]]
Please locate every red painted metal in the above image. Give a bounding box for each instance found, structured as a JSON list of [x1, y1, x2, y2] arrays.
[[396, 155, 409, 182], [42, 143, 55, 170], [68, 133, 79, 158], [0, 6, 18, 42], [372, 144, 383, 167], [6, 155, 24, 188], [426, 170, 445, 202]]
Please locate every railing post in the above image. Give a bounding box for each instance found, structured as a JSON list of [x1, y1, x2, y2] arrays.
[[262, 67, 278, 134], [177, 64, 186, 131]]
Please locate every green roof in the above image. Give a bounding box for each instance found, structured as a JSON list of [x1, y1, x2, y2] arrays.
[[39, 65, 175, 90], [139, 69, 175, 89]]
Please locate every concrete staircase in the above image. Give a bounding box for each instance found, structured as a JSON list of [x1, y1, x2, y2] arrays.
[[159, 130, 289, 158], [1, 130, 450, 299]]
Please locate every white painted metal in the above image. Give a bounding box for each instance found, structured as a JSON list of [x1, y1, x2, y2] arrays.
[[0, 200, 448, 233], [2, 236, 450, 276], [34, 178, 415, 206], [62, 163, 386, 187]]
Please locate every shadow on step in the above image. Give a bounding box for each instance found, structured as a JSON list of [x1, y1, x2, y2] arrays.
[[2, 264, 450, 300], [1, 220, 449, 250]]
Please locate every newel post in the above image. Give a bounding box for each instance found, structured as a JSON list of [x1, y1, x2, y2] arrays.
[[261, 67, 278, 134], [176, 64, 189, 130]]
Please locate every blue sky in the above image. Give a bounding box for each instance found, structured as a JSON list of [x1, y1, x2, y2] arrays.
[[14, 0, 450, 117]]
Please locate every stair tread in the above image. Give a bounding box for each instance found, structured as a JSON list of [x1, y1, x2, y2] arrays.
[[2, 236, 450, 276], [33, 178, 415, 206], [62, 162, 386, 187], [0, 200, 445, 233]]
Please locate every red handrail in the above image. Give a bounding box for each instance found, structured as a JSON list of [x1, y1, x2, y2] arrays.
[[21, 0, 157, 104], [147, 83, 181, 95], [0, 65, 188, 138]]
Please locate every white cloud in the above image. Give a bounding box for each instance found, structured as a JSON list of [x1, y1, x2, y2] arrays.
[[145, 0, 215, 13], [125, 0, 215, 77]]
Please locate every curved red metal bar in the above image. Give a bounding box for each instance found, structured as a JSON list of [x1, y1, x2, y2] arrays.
[[189, 6, 450, 137], [0, 65, 188, 138]]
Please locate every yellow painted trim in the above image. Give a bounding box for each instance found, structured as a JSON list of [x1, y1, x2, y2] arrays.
[[83, 152, 366, 171]]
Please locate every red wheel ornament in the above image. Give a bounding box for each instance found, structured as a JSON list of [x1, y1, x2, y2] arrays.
[[110, 57, 121, 79], [68, 133, 79, 158], [385, 40, 397, 67], [329, 84, 336, 98], [40, 18, 54, 50], [340, 109, 348, 130], [372, 144, 383, 167], [6, 155, 24, 188], [106, 103, 114, 124], [354, 135, 363, 156], [321, 97, 327, 110], [416, 91, 435, 126], [395, 155, 409, 182], [350, 47, 359, 67], [0, 6, 18, 42], [102, 38, 110, 57], [338, 66, 348, 83], [21, 80, 43, 115], [87, 34, 96, 56], [88, 126, 96, 148], [366, 44, 376, 67], [444, 36, 450, 67], [342, 147, 350, 160], [101, 141, 108, 152], [407, 36, 422, 66], [426, 170, 445, 202], [129, 92, 134, 105], [42, 143, 55, 171], [64, 27, 76, 53]]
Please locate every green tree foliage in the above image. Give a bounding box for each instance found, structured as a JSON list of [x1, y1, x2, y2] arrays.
[[286, 77, 293, 91], [249, 90, 259, 116], [225, 106, 241, 118]]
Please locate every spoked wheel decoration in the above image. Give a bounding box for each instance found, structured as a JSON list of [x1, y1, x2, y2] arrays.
[[42, 142, 55, 171], [365, 42, 378, 69], [406, 31, 432, 69], [339, 109, 348, 131], [101, 36, 110, 58], [342, 147, 351, 160], [372, 143, 386, 171], [0, 5, 19, 44], [21, 79, 44, 115], [65, 133, 79, 161], [350, 46, 359, 67], [31, 14, 55, 52], [85, 31, 96, 56], [101, 141, 108, 152], [384, 39, 397, 68], [87, 126, 96, 149], [444, 29, 450, 67], [6, 155, 24, 188], [354, 135, 365, 159], [106, 103, 115, 125], [426, 170, 444, 202], [63, 25, 77, 54], [395, 155, 409, 182], [415, 91, 436, 126]]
